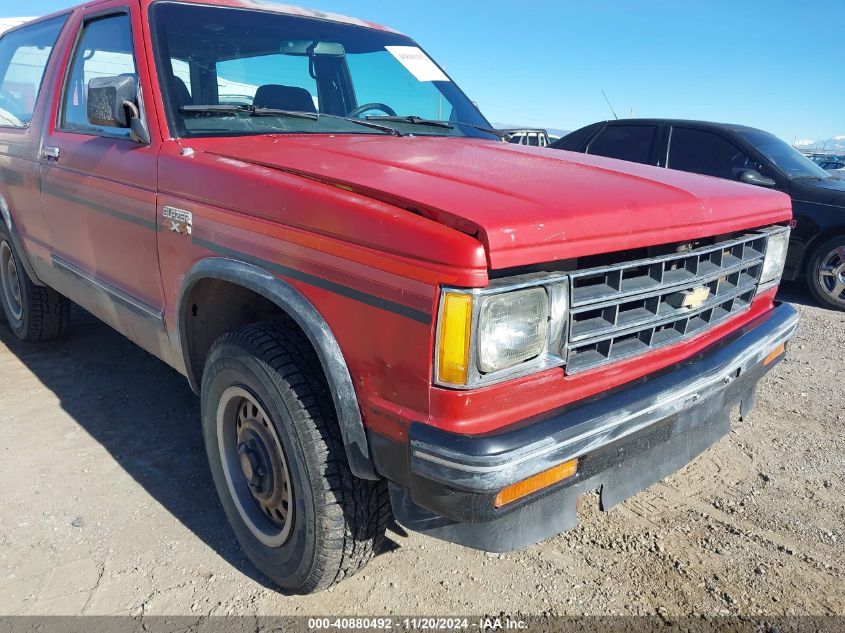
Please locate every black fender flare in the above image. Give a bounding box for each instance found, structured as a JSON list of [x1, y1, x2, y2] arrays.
[[0, 192, 43, 286], [178, 257, 379, 480]]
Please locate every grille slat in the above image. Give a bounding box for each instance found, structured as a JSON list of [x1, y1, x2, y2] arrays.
[[571, 281, 757, 347], [570, 234, 766, 307], [565, 230, 770, 374]]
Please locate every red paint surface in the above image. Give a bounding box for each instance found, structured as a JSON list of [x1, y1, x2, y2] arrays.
[[426, 288, 780, 436], [0, 1, 794, 451], [192, 135, 793, 269]]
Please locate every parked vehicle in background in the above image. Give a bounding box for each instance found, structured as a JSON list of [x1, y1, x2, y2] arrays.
[[503, 128, 551, 147], [0, 1, 798, 594], [806, 153, 844, 166], [553, 119, 845, 310], [820, 160, 845, 172]]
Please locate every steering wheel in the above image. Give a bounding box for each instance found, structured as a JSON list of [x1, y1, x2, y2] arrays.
[[348, 102, 397, 118]]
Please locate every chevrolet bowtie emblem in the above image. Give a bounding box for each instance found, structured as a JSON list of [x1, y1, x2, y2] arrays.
[[681, 286, 711, 310]]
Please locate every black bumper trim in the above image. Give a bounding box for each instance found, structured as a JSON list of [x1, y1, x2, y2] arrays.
[[384, 303, 798, 551], [409, 302, 798, 494], [389, 384, 736, 552]]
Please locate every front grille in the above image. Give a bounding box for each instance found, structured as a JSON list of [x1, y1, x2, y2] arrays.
[[564, 230, 772, 373]]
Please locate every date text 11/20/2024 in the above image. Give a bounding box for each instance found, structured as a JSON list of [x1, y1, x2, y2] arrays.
[[307, 618, 528, 630]]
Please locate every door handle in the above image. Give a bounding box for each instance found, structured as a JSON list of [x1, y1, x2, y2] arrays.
[[42, 146, 61, 161]]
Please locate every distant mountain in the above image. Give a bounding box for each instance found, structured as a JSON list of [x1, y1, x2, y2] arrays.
[[794, 136, 845, 152]]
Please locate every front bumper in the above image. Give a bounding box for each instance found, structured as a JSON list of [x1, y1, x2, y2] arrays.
[[377, 302, 799, 552]]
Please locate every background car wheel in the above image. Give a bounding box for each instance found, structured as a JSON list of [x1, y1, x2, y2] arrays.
[[0, 227, 70, 341], [807, 235, 845, 311], [201, 319, 390, 594]]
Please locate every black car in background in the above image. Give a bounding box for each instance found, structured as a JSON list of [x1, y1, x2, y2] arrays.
[[552, 120, 845, 310]]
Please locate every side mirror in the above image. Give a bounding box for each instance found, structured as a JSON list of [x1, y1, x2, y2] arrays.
[[87, 76, 150, 144], [87, 75, 134, 128], [738, 169, 776, 188]]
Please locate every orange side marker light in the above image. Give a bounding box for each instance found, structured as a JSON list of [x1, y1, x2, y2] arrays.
[[764, 343, 786, 366], [494, 459, 579, 508]]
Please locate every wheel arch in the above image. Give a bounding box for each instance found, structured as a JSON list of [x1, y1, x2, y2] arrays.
[[178, 257, 379, 480], [0, 191, 43, 286], [801, 224, 845, 275]]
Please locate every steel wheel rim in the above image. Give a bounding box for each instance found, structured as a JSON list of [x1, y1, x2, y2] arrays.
[[818, 245, 845, 306], [217, 386, 295, 547], [0, 241, 23, 322]]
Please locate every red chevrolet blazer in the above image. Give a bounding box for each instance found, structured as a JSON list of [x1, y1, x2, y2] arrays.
[[0, 0, 798, 593]]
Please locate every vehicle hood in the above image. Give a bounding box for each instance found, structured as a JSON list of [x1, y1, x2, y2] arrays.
[[789, 176, 845, 208], [193, 135, 792, 269]]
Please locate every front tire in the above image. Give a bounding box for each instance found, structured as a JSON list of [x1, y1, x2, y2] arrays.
[[0, 228, 70, 341], [201, 320, 390, 594], [806, 235, 845, 311]]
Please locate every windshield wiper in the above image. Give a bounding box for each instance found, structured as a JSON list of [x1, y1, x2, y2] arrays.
[[366, 115, 511, 139], [252, 107, 319, 120], [258, 110, 404, 136], [180, 104, 253, 115], [366, 115, 453, 129], [180, 105, 319, 120], [179, 105, 403, 136], [453, 121, 511, 140]]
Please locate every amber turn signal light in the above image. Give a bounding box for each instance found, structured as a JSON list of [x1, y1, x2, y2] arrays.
[[437, 292, 473, 385], [764, 343, 786, 366], [494, 459, 578, 508]]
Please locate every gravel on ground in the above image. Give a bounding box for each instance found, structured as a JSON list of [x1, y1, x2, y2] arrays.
[[0, 284, 842, 616]]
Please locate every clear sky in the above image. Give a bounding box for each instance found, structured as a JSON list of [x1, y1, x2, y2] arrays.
[[1, 0, 840, 143]]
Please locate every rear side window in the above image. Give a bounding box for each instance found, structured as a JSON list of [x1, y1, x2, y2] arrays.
[[550, 122, 603, 152], [669, 128, 764, 180], [0, 16, 67, 128], [587, 125, 657, 165]]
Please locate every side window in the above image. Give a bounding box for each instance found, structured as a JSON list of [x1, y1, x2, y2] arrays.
[[550, 123, 603, 151], [587, 125, 658, 165], [0, 16, 67, 128], [216, 55, 318, 109], [668, 128, 765, 180], [61, 13, 137, 136]]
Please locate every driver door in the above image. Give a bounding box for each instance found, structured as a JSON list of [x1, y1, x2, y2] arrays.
[[39, 2, 168, 357]]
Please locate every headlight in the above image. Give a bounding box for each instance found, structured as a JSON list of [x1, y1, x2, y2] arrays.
[[477, 288, 548, 373], [760, 228, 790, 287], [435, 276, 569, 389]]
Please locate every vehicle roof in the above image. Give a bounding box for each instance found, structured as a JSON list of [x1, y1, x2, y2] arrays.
[[500, 128, 548, 135], [592, 118, 770, 135], [18, 0, 398, 35]]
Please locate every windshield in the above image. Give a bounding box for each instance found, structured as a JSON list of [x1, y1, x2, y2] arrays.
[[150, 3, 495, 139], [737, 129, 832, 180]]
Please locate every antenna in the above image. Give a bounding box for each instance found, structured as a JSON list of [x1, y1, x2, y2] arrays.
[[601, 90, 618, 120]]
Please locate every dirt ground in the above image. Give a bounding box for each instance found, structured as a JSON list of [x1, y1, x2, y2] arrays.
[[0, 283, 842, 617]]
